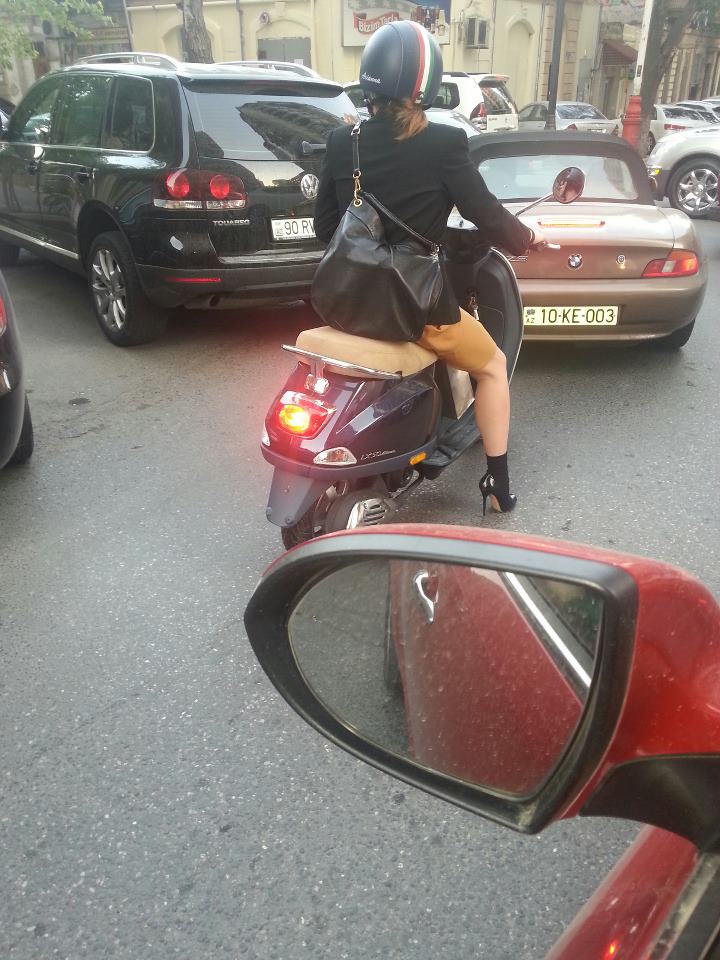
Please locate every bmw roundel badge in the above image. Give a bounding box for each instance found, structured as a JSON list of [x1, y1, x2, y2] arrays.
[[568, 254, 583, 270]]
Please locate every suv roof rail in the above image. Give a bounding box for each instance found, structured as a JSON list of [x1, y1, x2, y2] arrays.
[[218, 59, 319, 76], [75, 52, 182, 70]]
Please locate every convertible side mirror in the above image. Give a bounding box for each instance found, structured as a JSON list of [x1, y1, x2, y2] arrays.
[[552, 165, 585, 204], [245, 526, 720, 847]]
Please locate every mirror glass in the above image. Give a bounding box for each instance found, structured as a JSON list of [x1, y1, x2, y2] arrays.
[[552, 166, 585, 204], [289, 559, 603, 797]]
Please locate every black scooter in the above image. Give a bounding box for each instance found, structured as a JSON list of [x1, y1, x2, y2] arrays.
[[261, 168, 585, 548]]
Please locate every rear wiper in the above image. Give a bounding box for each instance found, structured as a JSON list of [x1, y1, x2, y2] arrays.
[[302, 140, 326, 155]]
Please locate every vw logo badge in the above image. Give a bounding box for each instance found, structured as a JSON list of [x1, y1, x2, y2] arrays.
[[568, 254, 583, 270], [301, 174, 319, 200]]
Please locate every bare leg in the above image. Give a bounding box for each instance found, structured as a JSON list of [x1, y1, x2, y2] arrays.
[[472, 347, 510, 457]]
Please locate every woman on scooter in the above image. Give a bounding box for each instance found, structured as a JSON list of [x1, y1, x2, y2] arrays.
[[314, 21, 546, 514]]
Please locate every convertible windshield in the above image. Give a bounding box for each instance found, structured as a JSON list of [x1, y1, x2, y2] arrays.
[[478, 153, 639, 202]]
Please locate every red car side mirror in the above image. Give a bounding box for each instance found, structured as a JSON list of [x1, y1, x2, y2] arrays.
[[244, 525, 720, 849]]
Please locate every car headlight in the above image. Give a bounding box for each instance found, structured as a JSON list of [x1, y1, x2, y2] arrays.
[[647, 166, 663, 177]]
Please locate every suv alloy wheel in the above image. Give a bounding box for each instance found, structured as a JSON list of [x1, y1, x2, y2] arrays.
[[669, 157, 720, 216], [88, 232, 167, 346]]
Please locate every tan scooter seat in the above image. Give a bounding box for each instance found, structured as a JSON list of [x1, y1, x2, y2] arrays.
[[296, 326, 436, 377]]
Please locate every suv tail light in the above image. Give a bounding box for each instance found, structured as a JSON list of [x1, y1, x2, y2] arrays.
[[274, 391, 332, 438], [642, 250, 699, 278], [155, 169, 247, 211], [664, 123, 687, 131], [0, 295, 6, 336], [470, 102, 487, 129]]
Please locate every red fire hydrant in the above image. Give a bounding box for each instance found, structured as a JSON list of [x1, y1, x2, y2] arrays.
[[622, 94, 642, 149]]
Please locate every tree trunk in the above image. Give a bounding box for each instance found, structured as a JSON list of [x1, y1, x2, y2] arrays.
[[638, 0, 701, 153], [182, 0, 213, 63]]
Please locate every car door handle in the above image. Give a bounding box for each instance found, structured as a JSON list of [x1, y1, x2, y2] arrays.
[[75, 168, 94, 183], [413, 571, 437, 625]]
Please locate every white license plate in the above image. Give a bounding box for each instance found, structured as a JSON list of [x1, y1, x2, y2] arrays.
[[271, 217, 316, 241], [523, 305, 619, 326]]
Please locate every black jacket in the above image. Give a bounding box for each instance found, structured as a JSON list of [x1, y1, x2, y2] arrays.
[[314, 115, 533, 255]]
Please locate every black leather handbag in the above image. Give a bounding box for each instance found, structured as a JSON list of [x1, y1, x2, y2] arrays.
[[310, 123, 457, 343]]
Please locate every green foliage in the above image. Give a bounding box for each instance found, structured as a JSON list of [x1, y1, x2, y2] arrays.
[[0, 0, 108, 67]]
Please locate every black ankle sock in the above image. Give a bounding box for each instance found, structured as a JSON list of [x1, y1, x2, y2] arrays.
[[486, 453, 510, 495]]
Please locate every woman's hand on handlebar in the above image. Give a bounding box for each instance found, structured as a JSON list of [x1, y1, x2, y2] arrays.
[[521, 223, 562, 252]]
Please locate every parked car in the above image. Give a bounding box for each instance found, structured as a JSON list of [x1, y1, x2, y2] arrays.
[[343, 82, 478, 137], [646, 103, 711, 151], [244, 523, 720, 960], [469, 131, 706, 347], [647, 127, 720, 217], [518, 100, 620, 135], [434, 72, 518, 132], [0, 270, 33, 468], [675, 100, 720, 123], [0, 58, 356, 345]]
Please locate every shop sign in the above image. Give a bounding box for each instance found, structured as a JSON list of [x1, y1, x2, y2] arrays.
[[343, 0, 451, 46]]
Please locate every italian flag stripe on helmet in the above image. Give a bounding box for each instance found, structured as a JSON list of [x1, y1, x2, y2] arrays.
[[409, 21, 434, 103]]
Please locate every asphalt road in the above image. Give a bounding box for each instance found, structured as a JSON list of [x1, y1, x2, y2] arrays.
[[2, 219, 719, 960]]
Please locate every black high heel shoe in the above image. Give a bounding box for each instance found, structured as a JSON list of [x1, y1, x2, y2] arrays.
[[479, 471, 517, 516]]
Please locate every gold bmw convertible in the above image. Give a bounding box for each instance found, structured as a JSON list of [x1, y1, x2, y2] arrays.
[[469, 132, 708, 348]]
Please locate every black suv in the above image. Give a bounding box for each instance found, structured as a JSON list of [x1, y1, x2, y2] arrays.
[[0, 57, 355, 345]]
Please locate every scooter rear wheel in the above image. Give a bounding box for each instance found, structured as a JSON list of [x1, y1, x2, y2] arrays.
[[280, 502, 318, 550]]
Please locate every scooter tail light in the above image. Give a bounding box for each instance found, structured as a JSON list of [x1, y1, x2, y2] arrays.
[[275, 392, 332, 438], [642, 249, 699, 278], [566, 123, 578, 130], [313, 447, 357, 465], [0, 296, 7, 336]]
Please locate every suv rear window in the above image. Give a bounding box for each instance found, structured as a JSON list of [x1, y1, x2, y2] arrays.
[[183, 81, 355, 161], [478, 81, 516, 115]]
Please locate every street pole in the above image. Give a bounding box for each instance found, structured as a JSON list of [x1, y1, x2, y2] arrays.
[[545, 0, 566, 130], [621, 0, 656, 148]]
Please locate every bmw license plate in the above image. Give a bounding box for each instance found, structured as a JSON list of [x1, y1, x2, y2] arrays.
[[524, 305, 619, 326], [272, 217, 316, 241]]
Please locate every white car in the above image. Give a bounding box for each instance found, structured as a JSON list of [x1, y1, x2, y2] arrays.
[[675, 100, 720, 123], [648, 127, 720, 216], [435, 73, 518, 132], [647, 104, 713, 151], [518, 101, 620, 135], [342, 83, 478, 138]]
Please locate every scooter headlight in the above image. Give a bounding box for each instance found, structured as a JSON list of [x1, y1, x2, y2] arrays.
[[313, 447, 357, 465]]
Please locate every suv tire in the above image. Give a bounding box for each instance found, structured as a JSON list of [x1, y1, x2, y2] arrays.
[[0, 240, 20, 267], [87, 231, 167, 346], [668, 157, 720, 218]]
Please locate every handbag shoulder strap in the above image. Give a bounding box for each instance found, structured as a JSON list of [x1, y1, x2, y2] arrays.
[[351, 122, 439, 255]]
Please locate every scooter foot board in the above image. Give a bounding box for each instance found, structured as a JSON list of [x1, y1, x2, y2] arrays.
[[425, 411, 480, 469]]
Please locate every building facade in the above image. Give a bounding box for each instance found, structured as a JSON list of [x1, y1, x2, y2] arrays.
[[123, 0, 602, 110]]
